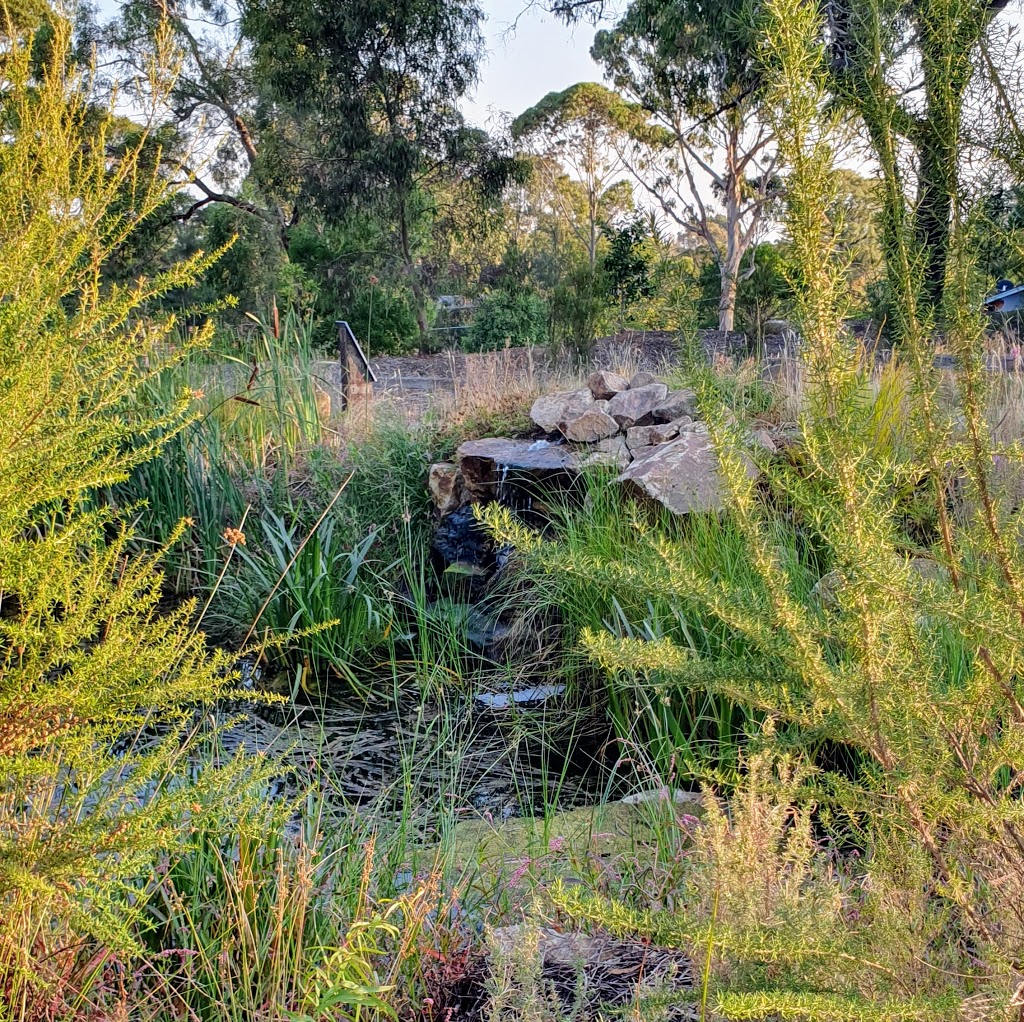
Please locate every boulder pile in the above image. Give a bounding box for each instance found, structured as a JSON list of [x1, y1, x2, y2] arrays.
[[429, 370, 774, 517]]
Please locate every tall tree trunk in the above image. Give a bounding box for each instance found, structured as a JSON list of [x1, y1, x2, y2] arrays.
[[398, 195, 430, 348], [588, 187, 598, 270], [719, 128, 744, 333], [719, 266, 738, 332], [914, 2, 971, 317]]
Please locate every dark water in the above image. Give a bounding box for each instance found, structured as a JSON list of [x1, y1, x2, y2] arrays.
[[215, 686, 615, 822]]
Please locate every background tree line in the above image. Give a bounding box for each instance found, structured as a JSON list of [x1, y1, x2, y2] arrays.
[[68, 0, 1024, 354]]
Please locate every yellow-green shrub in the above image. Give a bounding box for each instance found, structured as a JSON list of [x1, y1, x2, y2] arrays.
[[0, 23, 259, 1014]]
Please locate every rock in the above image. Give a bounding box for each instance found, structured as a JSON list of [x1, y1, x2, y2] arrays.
[[487, 924, 692, 1011], [587, 369, 630, 400], [561, 409, 620, 443], [811, 569, 843, 610], [582, 436, 631, 471], [909, 557, 950, 586], [530, 388, 595, 432], [457, 437, 581, 501], [428, 462, 465, 514], [620, 787, 702, 807], [651, 388, 699, 423], [650, 419, 685, 444], [430, 505, 498, 600], [753, 429, 778, 454], [606, 383, 669, 428], [625, 424, 659, 451], [595, 436, 628, 454], [629, 370, 662, 390], [313, 382, 332, 422], [616, 433, 757, 515]]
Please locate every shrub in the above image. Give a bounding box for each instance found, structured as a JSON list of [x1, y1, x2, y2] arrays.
[[141, 806, 437, 1022], [228, 513, 393, 694], [466, 286, 548, 351], [348, 278, 422, 355], [0, 24, 261, 1013], [560, 0, 1024, 1011], [549, 264, 613, 359]]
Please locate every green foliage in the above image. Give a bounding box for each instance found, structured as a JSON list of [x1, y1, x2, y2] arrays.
[[113, 307, 328, 594], [0, 24, 265, 1010], [199, 203, 294, 316], [550, 263, 612, 358], [554, 0, 1024, 1003], [230, 514, 392, 693], [735, 243, 795, 340], [601, 215, 655, 326], [825, 0, 1008, 321], [512, 83, 643, 271], [629, 247, 704, 334], [312, 419, 437, 559], [348, 280, 422, 356], [142, 804, 436, 1022], [467, 287, 549, 351], [691, 242, 796, 338], [243, 0, 519, 340], [591, 0, 781, 332], [481, 482, 761, 785]]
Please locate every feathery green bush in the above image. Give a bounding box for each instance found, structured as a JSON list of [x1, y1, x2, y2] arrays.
[[0, 24, 264, 1014], [529, 0, 1024, 1014]]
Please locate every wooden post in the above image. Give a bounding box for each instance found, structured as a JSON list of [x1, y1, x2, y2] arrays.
[[336, 320, 376, 415]]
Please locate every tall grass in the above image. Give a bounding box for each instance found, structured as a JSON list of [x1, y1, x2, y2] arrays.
[[481, 473, 786, 786], [139, 799, 440, 1022], [227, 512, 392, 693], [111, 308, 332, 595]]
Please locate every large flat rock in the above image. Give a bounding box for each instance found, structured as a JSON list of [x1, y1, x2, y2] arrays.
[[606, 382, 669, 428], [562, 409, 620, 442], [457, 437, 581, 498], [616, 433, 757, 514]]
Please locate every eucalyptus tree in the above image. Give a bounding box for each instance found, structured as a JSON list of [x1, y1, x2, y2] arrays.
[[241, 0, 517, 341], [826, 0, 1014, 328], [592, 0, 781, 332], [98, 0, 295, 249], [512, 82, 636, 270]]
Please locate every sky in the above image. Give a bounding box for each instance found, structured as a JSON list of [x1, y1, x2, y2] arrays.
[[91, 0, 609, 130], [461, 0, 607, 129]]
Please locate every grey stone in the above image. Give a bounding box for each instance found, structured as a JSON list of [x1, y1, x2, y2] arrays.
[[811, 570, 843, 610], [625, 425, 659, 451], [606, 383, 669, 428], [530, 388, 595, 432], [620, 787, 702, 806], [910, 557, 950, 586], [595, 436, 628, 454], [582, 435, 631, 471], [616, 433, 757, 515], [587, 369, 630, 401], [475, 685, 565, 710], [753, 429, 778, 454], [428, 462, 465, 514], [562, 409, 620, 443], [651, 389, 699, 423], [649, 419, 684, 445], [628, 371, 662, 390]]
